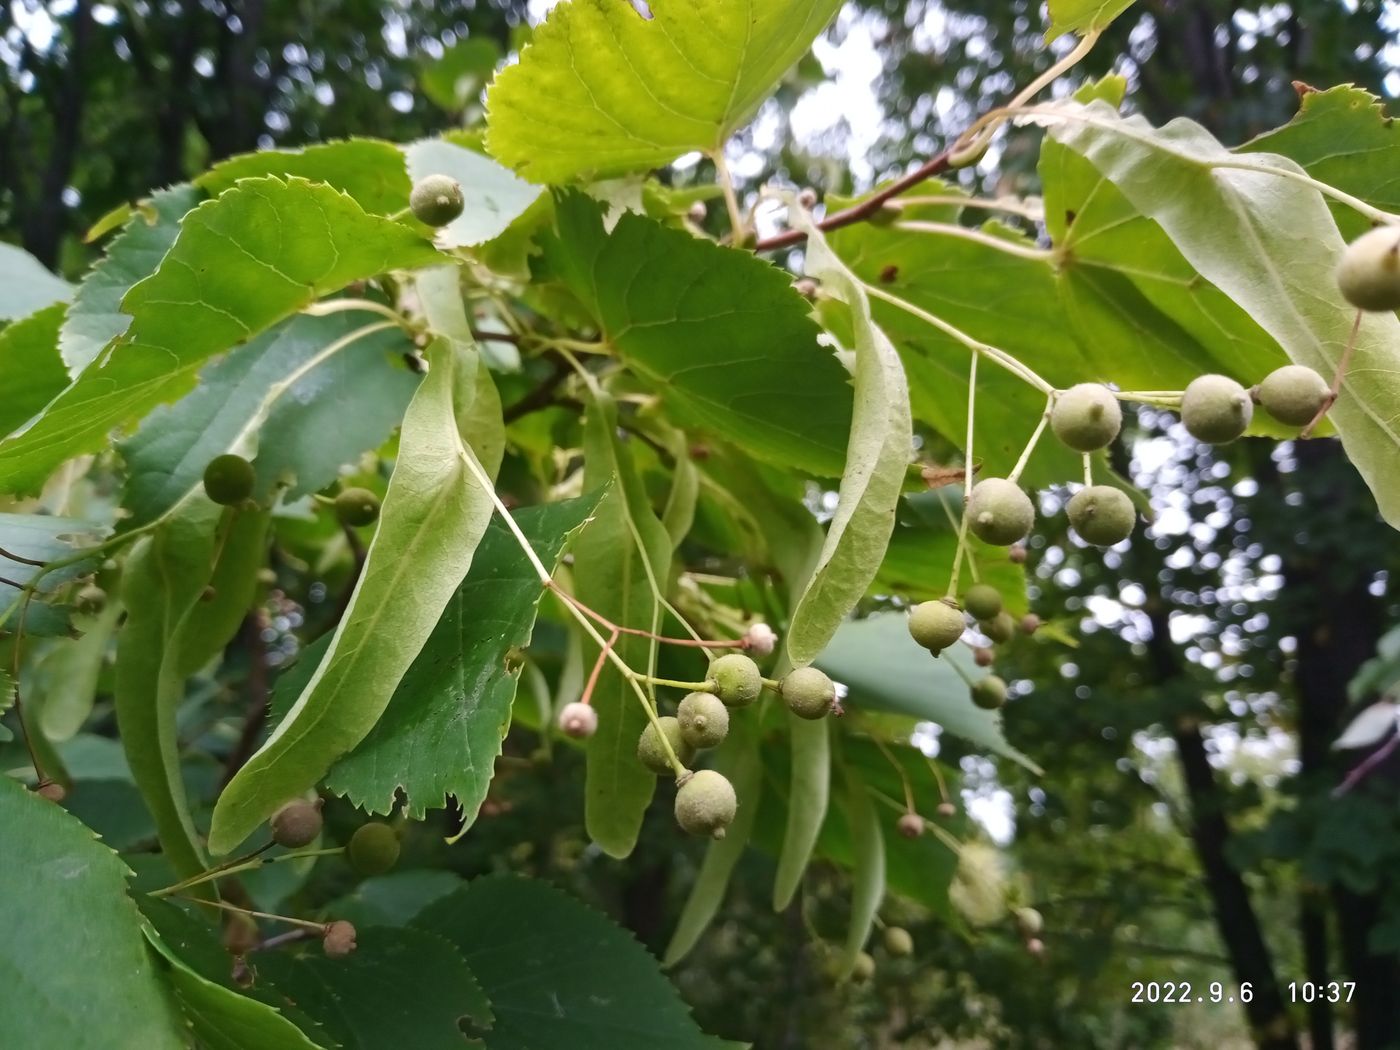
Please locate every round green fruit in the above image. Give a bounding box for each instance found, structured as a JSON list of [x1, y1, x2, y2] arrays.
[[637, 716, 694, 775], [963, 583, 1003, 621], [203, 454, 255, 506], [335, 487, 381, 527], [677, 691, 729, 749], [674, 769, 737, 839], [1337, 225, 1400, 312], [1051, 383, 1123, 452], [981, 611, 1015, 645], [270, 798, 322, 849], [908, 598, 965, 654], [707, 653, 762, 707], [346, 822, 400, 876], [967, 478, 1035, 546], [971, 674, 1007, 710], [780, 666, 837, 720], [851, 951, 876, 982], [1067, 485, 1136, 547], [409, 174, 465, 227], [883, 926, 914, 957], [1255, 365, 1330, 427], [1181, 374, 1253, 444]]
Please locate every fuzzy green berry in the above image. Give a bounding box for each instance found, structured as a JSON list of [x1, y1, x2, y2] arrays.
[[780, 666, 837, 720], [1015, 906, 1044, 937], [967, 478, 1035, 547], [707, 653, 762, 708], [851, 951, 876, 982], [1255, 365, 1330, 427], [908, 598, 965, 654], [677, 691, 729, 749], [963, 584, 1003, 621], [883, 926, 914, 957], [981, 611, 1015, 644], [409, 174, 465, 227], [674, 769, 737, 839], [971, 674, 1007, 710], [334, 487, 381, 527], [1181, 374, 1253, 444], [1337, 225, 1400, 312], [1067, 485, 1136, 547], [270, 798, 322, 849], [1051, 383, 1123, 452], [346, 822, 400, 876], [322, 920, 358, 958], [638, 716, 694, 775], [203, 454, 255, 506]]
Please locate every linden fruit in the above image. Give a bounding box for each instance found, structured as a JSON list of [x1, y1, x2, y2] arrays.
[[322, 920, 358, 958], [967, 479, 1035, 546], [981, 611, 1015, 645], [674, 769, 737, 839], [780, 666, 837, 720], [1255, 365, 1330, 427], [708, 653, 763, 707], [908, 598, 965, 654], [1067, 485, 1136, 547], [270, 798, 323, 849], [409, 174, 465, 227], [851, 951, 877, 982], [1337, 225, 1400, 312], [1051, 383, 1122, 452], [677, 691, 729, 749], [203, 453, 255, 506], [638, 716, 694, 774], [971, 674, 1008, 710], [896, 813, 924, 839], [1181, 374, 1253, 444], [334, 487, 381, 527], [883, 926, 914, 957], [963, 583, 1003, 621], [346, 822, 400, 876], [557, 701, 598, 739], [973, 647, 994, 668]]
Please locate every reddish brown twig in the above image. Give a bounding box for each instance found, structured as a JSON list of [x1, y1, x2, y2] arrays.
[[579, 628, 619, 706], [545, 579, 744, 649], [1301, 308, 1362, 439]]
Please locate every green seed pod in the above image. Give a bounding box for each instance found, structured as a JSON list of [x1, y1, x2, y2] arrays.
[[1051, 383, 1123, 452], [707, 653, 762, 707], [967, 478, 1035, 547], [851, 950, 877, 982], [1181, 374, 1253, 444], [637, 716, 694, 774], [1067, 485, 1136, 547], [883, 926, 914, 957], [270, 798, 323, 849], [981, 611, 1015, 644], [346, 822, 400, 876], [962, 583, 1003, 622], [409, 174, 465, 227], [1255, 365, 1330, 427], [1337, 225, 1400, 312], [677, 691, 729, 749], [908, 598, 965, 654], [334, 487, 381, 527], [674, 769, 737, 839], [780, 666, 837, 720], [203, 454, 255, 506], [971, 674, 1007, 710]]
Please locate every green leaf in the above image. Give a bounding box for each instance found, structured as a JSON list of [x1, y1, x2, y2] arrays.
[[576, 391, 675, 857], [416, 876, 718, 1049], [0, 776, 185, 1048], [0, 513, 105, 636], [404, 138, 542, 247], [1045, 0, 1137, 41], [419, 38, 501, 112], [663, 716, 764, 966], [326, 493, 603, 819], [0, 242, 72, 320], [0, 303, 68, 438], [121, 312, 419, 526], [0, 177, 442, 495], [485, 0, 843, 183], [34, 600, 123, 740], [197, 139, 412, 216], [835, 759, 884, 978], [210, 336, 496, 854], [59, 186, 200, 373], [784, 212, 912, 667], [325, 870, 465, 928], [1039, 99, 1400, 531], [879, 490, 1027, 611], [255, 926, 491, 1050], [771, 714, 830, 911], [815, 612, 1041, 773], [548, 191, 852, 478]]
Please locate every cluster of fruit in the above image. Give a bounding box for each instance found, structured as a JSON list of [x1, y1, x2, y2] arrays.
[[202, 452, 381, 527]]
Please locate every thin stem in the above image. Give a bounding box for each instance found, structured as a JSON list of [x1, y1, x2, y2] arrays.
[[1007, 396, 1054, 485], [178, 897, 328, 933], [872, 737, 917, 813], [1082, 453, 1094, 487], [579, 629, 617, 706], [889, 195, 1044, 222], [891, 221, 1054, 261], [948, 656, 978, 688], [302, 298, 411, 329], [712, 150, 746, 244], [935, 487, 979, 586], [868, 786, 964, 856], [150, 842, 275, 897], [947, 352, 978, 599], [0, 545, 45, 567], [640, 675, 714, 693], [1332, 732, 1400, 798], [924, 754, 952, 804], [0, 519, 161, 628], [1301, 308, 1362, 439]]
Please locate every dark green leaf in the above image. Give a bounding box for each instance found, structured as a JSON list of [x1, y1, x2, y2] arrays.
[[0, 304, 68, 438]]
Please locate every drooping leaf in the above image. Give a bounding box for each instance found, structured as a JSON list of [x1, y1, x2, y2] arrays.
[[0, 776, 185, 1048], [784, 211, 912, 667], [485, 0, 843, 183], [198, 139, 412, 217], [1332, 701, 1399, 751], [59, 185, 200, 373], [404, 138, 542, 247], [210, 335, 496, 854], [1037, 99, 1400, 531], [835, 759, 885, 978], [771, 715, 830, 911], [417, 876, 719, 1049], [548, 192, 852, 478], [815, 612, 1041, 773], [327, 492, 603, 820], [0, 177, 442, 495], [1045, 0, 1138, 41], [121, 312, 419, 526], [34, 600, 123, 740], [0, 303, 68, 438], [0, 242, 72, 320]]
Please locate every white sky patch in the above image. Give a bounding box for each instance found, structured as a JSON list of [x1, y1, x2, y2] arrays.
[[790, 13, 886, 183]]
